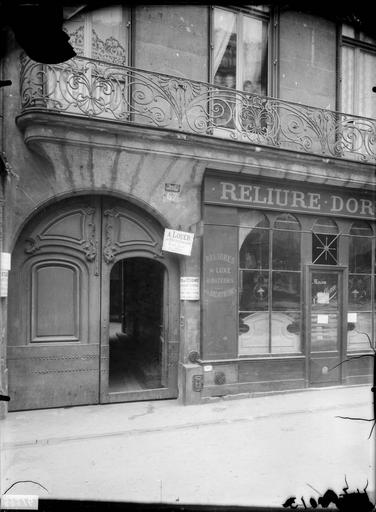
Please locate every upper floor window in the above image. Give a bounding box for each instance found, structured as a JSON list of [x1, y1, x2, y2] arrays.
[[212, 7, 270, 95], [63, 5, 130, 66], [340, 25, 376, 118]]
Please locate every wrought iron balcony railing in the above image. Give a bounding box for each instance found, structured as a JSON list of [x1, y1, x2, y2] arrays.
[[20, 55, 376, 163]]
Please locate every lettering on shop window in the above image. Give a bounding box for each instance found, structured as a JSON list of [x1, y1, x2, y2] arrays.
[[204, 176, 375, 219], [204, 253, 236, 298]]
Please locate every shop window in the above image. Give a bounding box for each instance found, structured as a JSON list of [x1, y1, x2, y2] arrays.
[[347, 220, 374, 352], [239, 210, 301, 356], [312, 217, 339, 265]]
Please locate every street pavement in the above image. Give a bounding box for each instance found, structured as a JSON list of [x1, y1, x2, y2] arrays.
[[0, 385, 374, 509]]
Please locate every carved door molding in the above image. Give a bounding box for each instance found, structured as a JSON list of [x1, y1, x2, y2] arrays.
[[8, 196, 179, 411]]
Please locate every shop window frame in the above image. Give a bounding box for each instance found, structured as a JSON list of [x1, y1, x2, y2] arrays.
[[238, 211, 302, 357], [346, 220, 375, 353]]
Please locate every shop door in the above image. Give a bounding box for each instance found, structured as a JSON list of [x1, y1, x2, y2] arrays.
[[307, 267, 344, 386], [7, 197, 179, 411]]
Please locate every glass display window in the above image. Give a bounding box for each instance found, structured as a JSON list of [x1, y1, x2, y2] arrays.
[[238, 210, 302, 356], [347, 221, 374, 353]]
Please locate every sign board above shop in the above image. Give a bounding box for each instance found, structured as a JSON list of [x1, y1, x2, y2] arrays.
[[204, 174, 376, 221]]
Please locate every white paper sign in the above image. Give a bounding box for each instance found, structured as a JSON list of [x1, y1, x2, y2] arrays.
[[162, 229, 194, 256], [0, 495, 38, 510], [0, 270, 8, 297], [317, 292, 329, 304], [0, 252, 11, 271], [317, 314, 329, 324], [348, 313, 357, 322], [180, 277, 200, 300]]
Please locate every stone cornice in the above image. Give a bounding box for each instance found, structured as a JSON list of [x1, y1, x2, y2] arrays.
[[16, 110, 376, 192]]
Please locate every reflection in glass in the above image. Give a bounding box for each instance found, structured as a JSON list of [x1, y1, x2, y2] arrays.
[[239, 312, 269, 355], [311, 273, 338, 308], [272, 272, 300, 310], [349, 235, 372, 274], [348, 274, 371, 310], [313, 217, 339, 234], [239, 215, 269, 269], [242, 16, 268, 95], [347, 312, 373, 352], [213, 9, 237, 88], [272, 230, 300, 270], [239, 271, 269, 310], [271, 312, 301, 353], [311, 313, 338, 351]]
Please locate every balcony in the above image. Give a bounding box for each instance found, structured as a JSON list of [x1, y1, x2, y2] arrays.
[[20, 54, 376, 164]]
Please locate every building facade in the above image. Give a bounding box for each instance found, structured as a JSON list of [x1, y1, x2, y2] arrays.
[[1, 4, 375, 412]]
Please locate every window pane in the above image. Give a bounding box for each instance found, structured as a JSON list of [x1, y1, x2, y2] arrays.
[[63, 16, 85, 57], [349, 237, 372, 273], [239, 270, 269, 310], [274, 213, 300, 231], [312, 233, 338, 264], [272, 230, 300, 270], [348, 274, 372, 310], [341, 45, 355, 114], [239, 312, 269, 355], [271, 311, 301, 354], [311, 313, 338, 351], [312, 217, 338, 234], [350, 221, 373, 236], [311, 273, 338, 309], [358, 50, 376, 118], [272, 271, 300, 310], [239, 228, 269, 269], [342, 24, 355, 38], [213, 9, 237, 88], [91, 6, 128, 65], [347, 312, 373, 352], [242, 15, 268, 95]]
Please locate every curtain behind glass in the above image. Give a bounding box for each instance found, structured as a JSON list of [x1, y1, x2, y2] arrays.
[[213, 9, 236, 86]]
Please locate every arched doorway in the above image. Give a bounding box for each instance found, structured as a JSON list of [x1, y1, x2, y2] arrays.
[[7, 196, 179, 411]]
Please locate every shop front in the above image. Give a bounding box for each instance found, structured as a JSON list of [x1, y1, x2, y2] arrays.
[[199, 171, 375, 397]]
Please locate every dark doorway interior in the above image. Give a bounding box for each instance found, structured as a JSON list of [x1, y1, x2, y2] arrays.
[[109, 257, 165, 392]]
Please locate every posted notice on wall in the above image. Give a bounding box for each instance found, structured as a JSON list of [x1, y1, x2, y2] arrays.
[[0, 270, 8, 297], [0, 253, 11, 298], [162, 229, 194, 256], [180, 277, 200, 301]]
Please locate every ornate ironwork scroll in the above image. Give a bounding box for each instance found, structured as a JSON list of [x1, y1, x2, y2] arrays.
[[103, 208, 119, 264], [20, 54, 376, 163]]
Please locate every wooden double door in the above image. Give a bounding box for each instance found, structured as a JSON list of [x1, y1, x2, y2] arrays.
[[8, 196, 179, 411]]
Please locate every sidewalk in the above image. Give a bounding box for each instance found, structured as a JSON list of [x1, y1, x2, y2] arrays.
[[1, 385, 374, 508]]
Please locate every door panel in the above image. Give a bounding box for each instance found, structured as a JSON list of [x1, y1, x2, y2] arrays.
[[8, 197, 102, 411], [308, 268, 343, 386], [100, 198, 179, 403], [8, 196, 179, 411]]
